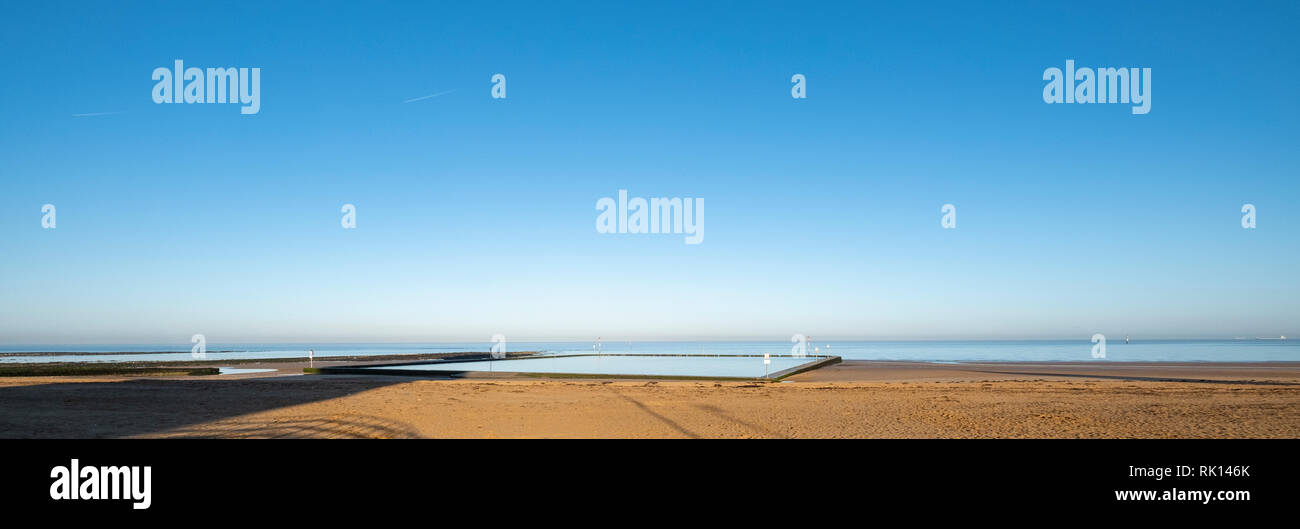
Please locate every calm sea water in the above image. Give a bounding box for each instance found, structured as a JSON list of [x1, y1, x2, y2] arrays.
[[0, 340, 1295, 364]]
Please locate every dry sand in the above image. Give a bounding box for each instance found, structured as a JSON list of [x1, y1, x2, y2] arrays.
[[1, 360, 1297, 438]]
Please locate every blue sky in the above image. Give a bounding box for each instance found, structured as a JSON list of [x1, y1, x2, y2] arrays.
[[1, 1, 1297, 343]]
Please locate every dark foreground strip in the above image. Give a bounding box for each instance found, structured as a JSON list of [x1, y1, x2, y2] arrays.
[[1, 439, 1293, 521]]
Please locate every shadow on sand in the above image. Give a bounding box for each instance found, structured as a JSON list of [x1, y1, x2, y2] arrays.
[[0, 374, 427, 439]]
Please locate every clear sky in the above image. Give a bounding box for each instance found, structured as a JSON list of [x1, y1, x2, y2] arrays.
[[1, 1, 1297, 343]]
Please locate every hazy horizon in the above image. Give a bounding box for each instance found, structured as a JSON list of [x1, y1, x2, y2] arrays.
[[1, 335, 1293, 348]]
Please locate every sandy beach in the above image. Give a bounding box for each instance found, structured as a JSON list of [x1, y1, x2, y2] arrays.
[[1, 360, 1297, 438]]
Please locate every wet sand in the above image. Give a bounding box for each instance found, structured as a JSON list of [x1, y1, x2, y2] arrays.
[[0, 360, 1296, 438]]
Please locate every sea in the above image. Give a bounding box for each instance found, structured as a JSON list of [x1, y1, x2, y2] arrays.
[[0, 339, 1295, 364]]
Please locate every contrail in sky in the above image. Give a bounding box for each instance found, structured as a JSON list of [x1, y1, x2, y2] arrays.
[[403, 89, 456, 103], [72, 111, 126, 117]]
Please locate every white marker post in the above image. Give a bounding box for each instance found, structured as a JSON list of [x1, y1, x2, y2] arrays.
[[764, 353, 771, 378], [309, 349, 314, 368]]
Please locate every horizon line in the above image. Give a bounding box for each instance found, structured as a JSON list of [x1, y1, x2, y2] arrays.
[[1, 336, 1290, 346]]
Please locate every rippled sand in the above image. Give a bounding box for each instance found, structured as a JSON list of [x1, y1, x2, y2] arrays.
[[1, 361, 1297, 438]]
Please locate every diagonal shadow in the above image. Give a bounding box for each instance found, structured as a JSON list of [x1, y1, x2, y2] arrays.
[[607, 388, 699, 439], [0, 375, 414, 439]]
